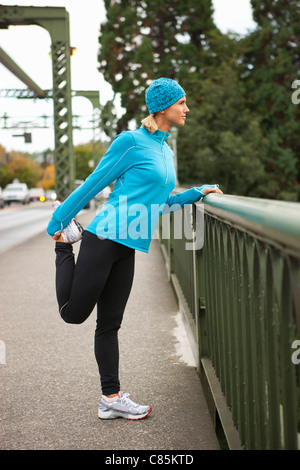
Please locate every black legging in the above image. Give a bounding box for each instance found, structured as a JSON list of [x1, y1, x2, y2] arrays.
[[55, 231, 135, 395]]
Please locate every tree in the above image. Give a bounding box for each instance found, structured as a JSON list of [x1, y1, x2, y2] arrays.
[[98, 1, 300, 200], [41, 164, 55, 190], [177, 58, 268, 196], [98, 0, 216, 132], [241, 0, 300, 200], [75, 142, 107, 180], [100, 100, 119, 140], [0, 146, 42, 188]]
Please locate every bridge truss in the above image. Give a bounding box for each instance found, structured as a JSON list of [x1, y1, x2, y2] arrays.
[[0, 5, 101, 200]]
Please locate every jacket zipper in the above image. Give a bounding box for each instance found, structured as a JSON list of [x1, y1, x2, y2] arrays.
[[161, 136, 168, 185]]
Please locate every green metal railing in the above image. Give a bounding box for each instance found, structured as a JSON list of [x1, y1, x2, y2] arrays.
[[159, 192, 300, 450]]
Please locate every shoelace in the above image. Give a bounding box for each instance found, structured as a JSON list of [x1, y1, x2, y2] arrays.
[[120, 393, 140, 410]]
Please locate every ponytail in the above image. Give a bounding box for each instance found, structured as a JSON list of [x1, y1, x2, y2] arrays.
[[141, 114, 158, 133]]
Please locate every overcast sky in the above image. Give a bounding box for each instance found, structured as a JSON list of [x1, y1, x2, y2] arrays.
[[0, 0, 257, 153]]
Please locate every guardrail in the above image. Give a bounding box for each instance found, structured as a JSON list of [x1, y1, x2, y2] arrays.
[[159, 191, 300, 450]]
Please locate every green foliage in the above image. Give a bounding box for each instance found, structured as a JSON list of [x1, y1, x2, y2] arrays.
[[75, 142, 107, 180], [98, 0, 300, 201], [178, 61, 267, 196], [241, 0, 300, 199], [100, 100, 119, 140], [99, 0, 216, 132]]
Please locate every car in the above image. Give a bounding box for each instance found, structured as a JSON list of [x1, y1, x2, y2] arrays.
[[3, 183, 30, 205], [29, 187, 46, 202]]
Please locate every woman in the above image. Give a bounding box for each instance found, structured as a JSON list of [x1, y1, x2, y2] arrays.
[[47, 77, 223, 420]]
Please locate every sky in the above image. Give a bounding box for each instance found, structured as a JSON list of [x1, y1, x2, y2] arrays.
[[0, 0, 257, 153]]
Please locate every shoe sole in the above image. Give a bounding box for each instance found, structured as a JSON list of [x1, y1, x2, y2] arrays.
[[98, 407, 151, 420]]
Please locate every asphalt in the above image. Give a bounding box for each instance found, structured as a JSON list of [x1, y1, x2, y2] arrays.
[[0, 207, 220, 451]]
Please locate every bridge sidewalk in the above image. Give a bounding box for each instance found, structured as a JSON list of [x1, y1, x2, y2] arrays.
[[0, 209, 219, 451]]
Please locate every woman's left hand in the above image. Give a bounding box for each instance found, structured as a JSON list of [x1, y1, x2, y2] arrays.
[[199, 184, 223, 196]]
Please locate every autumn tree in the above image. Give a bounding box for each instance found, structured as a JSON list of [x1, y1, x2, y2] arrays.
[[0, 146, 42, 188], [41, 164, 55, 190]]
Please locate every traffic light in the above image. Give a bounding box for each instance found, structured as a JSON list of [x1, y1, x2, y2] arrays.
[[24, 132, 32, 143], [12, 132, 32, 143]]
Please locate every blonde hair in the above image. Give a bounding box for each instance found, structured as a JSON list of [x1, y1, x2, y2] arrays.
[[141, 113, 158, 133]]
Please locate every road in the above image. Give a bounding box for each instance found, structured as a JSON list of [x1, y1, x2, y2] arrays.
[[0, 201, 93, 253], [0, 202, 54, 252]]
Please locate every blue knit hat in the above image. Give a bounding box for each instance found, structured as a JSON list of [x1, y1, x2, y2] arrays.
[[145, 77, 186, 114]]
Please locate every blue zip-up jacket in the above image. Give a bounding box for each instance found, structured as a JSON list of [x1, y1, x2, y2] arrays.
[[47, 126, 207, 253]]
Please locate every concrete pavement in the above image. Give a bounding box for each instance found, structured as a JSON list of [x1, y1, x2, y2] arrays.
[[0, 208, 219, 451]]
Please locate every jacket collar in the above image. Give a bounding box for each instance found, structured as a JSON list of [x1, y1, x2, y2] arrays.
[[140, 125, 170, 143]]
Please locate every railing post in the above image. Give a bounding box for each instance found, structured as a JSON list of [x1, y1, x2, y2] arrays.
[[169, 211, 175, 276], [193, 204, 208, 359]]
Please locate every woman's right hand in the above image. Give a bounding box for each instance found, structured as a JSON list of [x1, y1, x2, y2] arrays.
[[52, 231, 64, 242]]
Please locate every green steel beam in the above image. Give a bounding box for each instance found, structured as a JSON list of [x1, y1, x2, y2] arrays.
[[74, 90, 101, 167], [0, 88, 52, 99], [0, 46, 46, 98], [74, 90, 100, 110], [0, 89, 102, 165], [0, 5, 75, 200]]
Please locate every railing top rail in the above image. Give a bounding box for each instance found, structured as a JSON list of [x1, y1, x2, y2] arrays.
[[197, 193, 300, 256]]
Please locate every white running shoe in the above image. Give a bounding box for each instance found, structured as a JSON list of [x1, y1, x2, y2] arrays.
[[98, 391, 151, 420], [52, 200, 84, 244]]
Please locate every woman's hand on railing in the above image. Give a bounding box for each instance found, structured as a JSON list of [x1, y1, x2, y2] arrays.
[[198, 184, 223, 197]]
